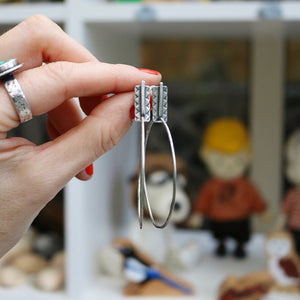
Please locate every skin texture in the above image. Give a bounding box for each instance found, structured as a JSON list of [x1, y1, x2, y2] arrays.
[[0, 15, 161, 257]]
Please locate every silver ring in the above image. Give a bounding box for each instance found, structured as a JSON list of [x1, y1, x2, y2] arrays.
[[0, 59, 32, 123]]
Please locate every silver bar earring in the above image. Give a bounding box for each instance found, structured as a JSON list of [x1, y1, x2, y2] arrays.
[[134, 81, 177, 229]]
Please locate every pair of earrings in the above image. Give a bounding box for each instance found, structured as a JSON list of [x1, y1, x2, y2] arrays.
[[134, 81, 177, 229]]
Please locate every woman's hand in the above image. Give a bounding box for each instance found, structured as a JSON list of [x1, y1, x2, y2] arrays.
[[0, 15, 161, 257]]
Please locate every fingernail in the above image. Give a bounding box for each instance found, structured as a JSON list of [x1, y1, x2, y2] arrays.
[[138, 68, 160, 75], [85, 164, 94, 176], [130, 105, 135, 120], [103, 93, 114, 100]]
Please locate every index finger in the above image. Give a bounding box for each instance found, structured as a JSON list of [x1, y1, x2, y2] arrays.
[[0, 61, 161, 133], [17, 62, 162, 116]]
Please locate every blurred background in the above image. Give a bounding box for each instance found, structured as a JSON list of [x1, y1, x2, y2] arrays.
[[0, 1, 300, 300]]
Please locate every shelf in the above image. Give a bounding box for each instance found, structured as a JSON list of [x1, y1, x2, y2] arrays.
[[0, 2, 66, 24], [1, 2, 300, 38], [83, 0, 300, 23], [0, 285, 67, 300], [82, 2, 262, 22], [80, 1, 300, 38]]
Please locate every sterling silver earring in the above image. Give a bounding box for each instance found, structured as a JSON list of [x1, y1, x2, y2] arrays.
[[134, 81, 177, 229]]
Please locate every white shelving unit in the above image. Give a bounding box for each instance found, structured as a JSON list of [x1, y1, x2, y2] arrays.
[[1, 1, 300, 299], [0, 2, 65, 24]]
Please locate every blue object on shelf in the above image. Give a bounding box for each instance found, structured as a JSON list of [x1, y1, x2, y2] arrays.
[[135, 5, 157, 22], [258, 1, 282, 20], [124, 258, 193, 295]]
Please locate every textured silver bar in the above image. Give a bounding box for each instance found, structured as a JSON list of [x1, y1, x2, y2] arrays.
[[134, 80, 151, 122], [152, 82, 168, 122]]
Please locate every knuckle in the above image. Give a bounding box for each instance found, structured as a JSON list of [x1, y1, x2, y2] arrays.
[[108, 126, 120, 149], [95, 121, 119, 156], [24, 14, 52, 26], [43, 62, 71, 99], [22, 15, 57, 32], [103, 128, 119, 153], [108, 64, 124, 91], [20, 15, 64, 54], [99, 137, 115, 155]]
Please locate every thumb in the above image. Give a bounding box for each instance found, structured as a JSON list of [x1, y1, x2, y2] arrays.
[[36, 92, 133, 190]]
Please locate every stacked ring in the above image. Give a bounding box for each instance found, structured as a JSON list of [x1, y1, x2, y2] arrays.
[[0, 58, 32, 123]]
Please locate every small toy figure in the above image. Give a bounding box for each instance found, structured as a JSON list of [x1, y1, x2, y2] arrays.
[[219, 271, 274, 300], [0, 228, 65, 291], [189, 117, 268, 258], [218, 230, 300, 300], [265, 231, 300, 290], [278, 129, 300, 255], [100, 239, 194, 296]]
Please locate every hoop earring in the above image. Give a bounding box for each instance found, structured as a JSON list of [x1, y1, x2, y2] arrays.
[[134, 81, 177, 229]]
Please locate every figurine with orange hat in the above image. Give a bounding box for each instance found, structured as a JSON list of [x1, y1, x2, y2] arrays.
[[189, 117, 268, 258]]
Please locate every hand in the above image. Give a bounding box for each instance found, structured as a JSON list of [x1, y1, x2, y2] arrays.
[[0, 15, 161, 257]]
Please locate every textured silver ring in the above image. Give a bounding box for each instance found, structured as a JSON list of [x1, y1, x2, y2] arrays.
[[0, 59, 32, 123]]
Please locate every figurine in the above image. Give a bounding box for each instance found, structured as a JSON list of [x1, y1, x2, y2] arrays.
[[0, 266, 29, 288], [265, 231, 300, 291], [0, 227, 65, 291], [219, 271, 274, 300], [100, 239, 194, 296], [277, 129, 300, 255], [218, 230, 300, 300], [189, 117, 268, 258]]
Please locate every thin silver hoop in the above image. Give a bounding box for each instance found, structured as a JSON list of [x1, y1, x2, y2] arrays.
[[138, 114, 146, 228], [143, 119, 177, 228], [134, 81, 177, 229]]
